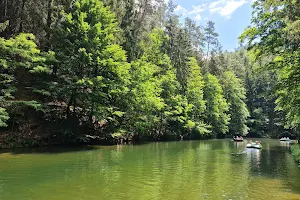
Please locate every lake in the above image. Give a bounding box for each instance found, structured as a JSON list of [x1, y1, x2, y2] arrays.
[[0, 139, 300, 200]]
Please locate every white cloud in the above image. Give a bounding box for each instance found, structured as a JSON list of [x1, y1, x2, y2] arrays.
[[209, 7, 222, 13], [174, 5, 188, 16], [209, 0, 248, 18], [173, 0, 249, 20], [194, 14, 202, 21], [221, 0, 247, 17], [209, 0, 222, 9], [189, 4, 206, 15]]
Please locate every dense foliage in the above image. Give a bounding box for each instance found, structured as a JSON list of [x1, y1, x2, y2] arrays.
[[221, 71, 249, 135], [203, 74, 230, 137], [1, 0, 297, 147], [240, 0, 299, 137]]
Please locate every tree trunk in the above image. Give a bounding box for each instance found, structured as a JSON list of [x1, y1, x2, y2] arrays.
[[19, 0, 26, 33], [4, 0, 8, 17], [66, 90, 75, 119], [45, 0, 53, 50]]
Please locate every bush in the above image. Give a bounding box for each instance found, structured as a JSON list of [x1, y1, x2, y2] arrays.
[[291, 144, 300, 163]]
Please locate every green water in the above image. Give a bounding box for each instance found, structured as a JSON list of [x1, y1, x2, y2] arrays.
[[0, 139, 300, 200]]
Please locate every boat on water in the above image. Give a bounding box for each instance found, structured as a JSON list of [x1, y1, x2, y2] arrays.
[[246, 140, 262, 149], [233, 137, 244, 142], [233, 135, 244, 142], [280, 137, 291, 141]]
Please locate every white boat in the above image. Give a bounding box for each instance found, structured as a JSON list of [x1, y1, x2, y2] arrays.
[[246, 143, 252, 148], [246, 142, 262, 149], [280, 137, 291, 141]]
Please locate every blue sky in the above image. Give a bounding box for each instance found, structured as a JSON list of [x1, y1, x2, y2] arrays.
[[171, 0, 253, 51]]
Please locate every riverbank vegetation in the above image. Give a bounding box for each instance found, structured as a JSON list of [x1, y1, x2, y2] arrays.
[[0, 0, 299, 147], [291, 145, 300, 163]]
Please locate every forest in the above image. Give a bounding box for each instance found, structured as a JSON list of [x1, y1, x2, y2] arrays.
[[0, 0, 299, 148]]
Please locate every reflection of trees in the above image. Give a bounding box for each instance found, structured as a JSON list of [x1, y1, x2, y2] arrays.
[[279, 141, 291, 149], [90, 140, 251, 200], [232, 140, 246, 150], [284, 150, 300, 193], [248, 147, 286, 176], [1, 140, 300, 200], [245, 148, 261, 168]]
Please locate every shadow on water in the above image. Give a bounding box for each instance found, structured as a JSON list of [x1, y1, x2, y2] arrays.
[[231, 140, 293, 176], [230, 139, 300, 195], [0, 145, 100, 155], [0, 139, 237, 155], [1, 138, 300, 200]]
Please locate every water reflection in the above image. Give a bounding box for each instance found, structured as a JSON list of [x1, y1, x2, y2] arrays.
[[245, 148, 261, 168], [279, 141, 292, 149], [233, 140, 245, 148], [0, 139, 300, 200]]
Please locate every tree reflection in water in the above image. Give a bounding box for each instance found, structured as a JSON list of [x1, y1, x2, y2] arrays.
[[245, 148, 261, 168]]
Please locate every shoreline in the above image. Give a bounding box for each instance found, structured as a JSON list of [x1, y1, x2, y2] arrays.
[[0, 134, 273, 150]]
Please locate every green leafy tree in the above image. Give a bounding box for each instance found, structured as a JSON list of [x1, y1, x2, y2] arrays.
[[120, 0, 138, 61], [204, 21, 219, 58], [127, 59, 163, 136], [203, 74, 230, 136], [165, 2, 192, 94], [222, 71, 250, 135], [240, 0, 300, 131], [0, 108, 9, 127], [0, 33, 51, 127], [128, 28, 190, 139], [203, 21, 221, 75], [0, 0, 268, 145], [184, 18, 205, 64], [186, 57, 211, 138], [51, 0, 131, 130], [186, 57, 205, 122]]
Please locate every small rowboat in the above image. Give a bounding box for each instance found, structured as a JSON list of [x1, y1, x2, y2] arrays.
[[246, 142, 262, 149], [233, 136, 244, 142], [233, 138, 244, 142], [280, 137, 291, 141]]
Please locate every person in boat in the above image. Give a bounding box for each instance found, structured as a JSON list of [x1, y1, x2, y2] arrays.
[[280, 137, 290, 141], [233, 135, 240, 140]]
